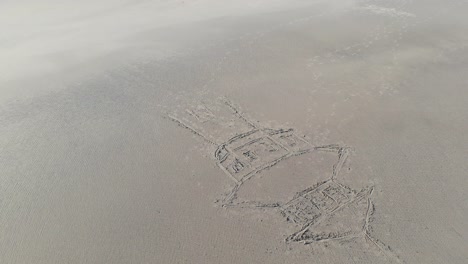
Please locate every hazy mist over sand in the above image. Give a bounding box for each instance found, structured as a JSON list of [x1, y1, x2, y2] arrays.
[[1, 1, 467, 263]]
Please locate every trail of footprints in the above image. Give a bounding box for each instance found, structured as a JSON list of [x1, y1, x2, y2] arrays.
[[306, 0, 468, 97], [167, 98, 404, 263], [169, 0, 466, 104]]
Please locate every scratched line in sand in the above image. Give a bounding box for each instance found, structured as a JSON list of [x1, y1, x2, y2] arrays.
[[166, 97, 404, 263]]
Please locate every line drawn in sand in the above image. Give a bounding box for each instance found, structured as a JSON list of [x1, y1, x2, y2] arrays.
[[167, 97, 403, 263]]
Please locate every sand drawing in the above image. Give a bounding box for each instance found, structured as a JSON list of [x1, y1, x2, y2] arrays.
[[167, 98, 403, 263]]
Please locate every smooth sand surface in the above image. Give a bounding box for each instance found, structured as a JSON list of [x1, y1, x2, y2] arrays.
[[1, 0, 467, 263]]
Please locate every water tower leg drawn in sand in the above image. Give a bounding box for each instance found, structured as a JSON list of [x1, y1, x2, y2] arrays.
[[167, 97, 404, 263]]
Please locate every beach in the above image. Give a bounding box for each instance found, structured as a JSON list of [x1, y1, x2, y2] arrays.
[[1, 1, 467, 263]]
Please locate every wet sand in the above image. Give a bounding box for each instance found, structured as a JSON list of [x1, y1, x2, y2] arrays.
[[1, 1, 467, 263]]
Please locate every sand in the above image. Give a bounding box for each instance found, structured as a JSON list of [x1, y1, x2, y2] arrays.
[[1, 0, 467, 263]]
